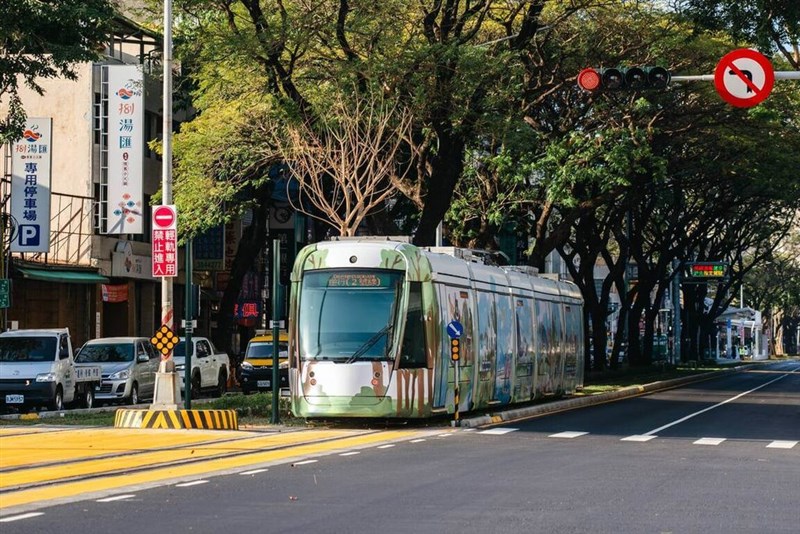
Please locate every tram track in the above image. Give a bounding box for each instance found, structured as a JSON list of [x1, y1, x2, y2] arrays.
[[1, 429, 382, 493], [0, 427, 437, 513]]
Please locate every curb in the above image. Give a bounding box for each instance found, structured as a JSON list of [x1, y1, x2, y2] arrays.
[[114, 409, 238, 430], [459, 364, 754, 428]]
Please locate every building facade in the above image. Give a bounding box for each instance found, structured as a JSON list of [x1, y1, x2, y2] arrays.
[[0, 17, 180, 348]]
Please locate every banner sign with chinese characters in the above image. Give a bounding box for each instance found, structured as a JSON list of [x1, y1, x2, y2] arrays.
[[11, 118, 52, 253], [152, 205, 178, 277], [104, 64, 144, 234], [101, 283, 129, 303]]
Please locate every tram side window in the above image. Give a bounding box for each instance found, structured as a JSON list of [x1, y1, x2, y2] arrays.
[[399, 282, 427, 368]]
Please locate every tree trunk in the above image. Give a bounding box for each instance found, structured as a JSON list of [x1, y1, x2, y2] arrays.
[[212, 188, 271, 356], [412, 133, 465, 246]]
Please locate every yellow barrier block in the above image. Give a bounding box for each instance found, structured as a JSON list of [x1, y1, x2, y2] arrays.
[[114, 409, 238, 430]]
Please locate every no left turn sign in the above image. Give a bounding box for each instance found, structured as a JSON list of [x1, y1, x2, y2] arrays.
[[714, 48, 774, 108]]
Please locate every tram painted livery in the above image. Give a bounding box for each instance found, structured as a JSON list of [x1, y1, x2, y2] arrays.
[[288, 238, 584, 418]]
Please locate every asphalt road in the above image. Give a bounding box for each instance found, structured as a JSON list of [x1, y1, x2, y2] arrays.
[[1, 361, 798, 533]]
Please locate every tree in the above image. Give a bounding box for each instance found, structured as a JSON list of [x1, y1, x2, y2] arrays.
[[268, 89, 416, 237], [0, 0, 115, 144], [678, 0, 800, 69]]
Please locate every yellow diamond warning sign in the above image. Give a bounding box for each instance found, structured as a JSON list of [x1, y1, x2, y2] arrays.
[[151, 324, 179, 357]]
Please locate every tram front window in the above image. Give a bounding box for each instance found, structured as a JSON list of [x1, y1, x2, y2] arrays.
[[299, 270, 403, 361]]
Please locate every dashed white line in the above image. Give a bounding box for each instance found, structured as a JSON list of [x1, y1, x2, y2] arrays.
[[621, 435, 657, 442], [239, 468, 268, 476], [377, 444, 396, 449], [293, 459, 318, 466], [0, 513, 45, 522], [340, 451, 360, 456], [410, 439, 427, 443], [694, 437, 726, 446], [479, 428, 518, 435], [176, 480, 209, 487], [97, 494, 136, 502], [549, 431, 588, 439], [766, 440, 798, 449]]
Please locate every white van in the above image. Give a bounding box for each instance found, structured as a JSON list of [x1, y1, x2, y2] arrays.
[[0, 328, 101, 411]]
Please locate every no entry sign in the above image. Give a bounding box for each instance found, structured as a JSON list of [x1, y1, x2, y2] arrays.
[[714, 48, 774, 108], [153, 205, 176, 229], [152, 204, 178, 277]]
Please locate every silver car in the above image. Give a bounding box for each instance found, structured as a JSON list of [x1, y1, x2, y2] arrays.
[[75, 337, 159, 405]]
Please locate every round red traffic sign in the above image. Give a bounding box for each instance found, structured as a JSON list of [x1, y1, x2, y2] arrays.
[[577, 68, 601, 92], [153, 205, 176, 229], [714, 48, 774, 108]]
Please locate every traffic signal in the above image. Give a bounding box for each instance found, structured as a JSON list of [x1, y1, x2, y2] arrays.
[[450, 338, 460, 361], [577, 66, 671, 92]]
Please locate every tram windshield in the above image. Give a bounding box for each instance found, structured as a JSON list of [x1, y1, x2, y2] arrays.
[[298, 270, 403, 361]]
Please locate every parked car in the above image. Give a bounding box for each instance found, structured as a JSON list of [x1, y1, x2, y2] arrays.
[[173, 337, 230, 398], [0, 328, 101, 411], [239, 331, 289, 394], [75, 337, 159, 405]]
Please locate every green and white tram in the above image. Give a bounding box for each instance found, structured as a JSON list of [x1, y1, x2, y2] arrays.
[[288, 237, 584, 419]]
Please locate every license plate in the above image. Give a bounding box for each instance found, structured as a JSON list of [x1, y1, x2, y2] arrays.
[[256, 380, 271, 388], [5, 394, 24, 404]]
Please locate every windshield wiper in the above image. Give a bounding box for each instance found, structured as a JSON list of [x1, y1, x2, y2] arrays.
[[344, 323, 393, 364]]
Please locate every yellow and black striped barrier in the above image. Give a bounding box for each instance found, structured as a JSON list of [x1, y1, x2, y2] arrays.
[[115, 409, 238, 430]]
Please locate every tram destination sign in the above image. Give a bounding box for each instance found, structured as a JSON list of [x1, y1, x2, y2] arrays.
[[685, 261, 729, 282]]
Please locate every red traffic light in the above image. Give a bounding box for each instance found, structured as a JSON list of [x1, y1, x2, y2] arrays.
[[577, 68, 601, 92]]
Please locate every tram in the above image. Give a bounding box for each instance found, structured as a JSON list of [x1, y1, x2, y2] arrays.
[[288, 237, 584, 419]]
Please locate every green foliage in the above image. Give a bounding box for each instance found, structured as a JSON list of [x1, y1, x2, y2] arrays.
[[0, 0, 115, 143]]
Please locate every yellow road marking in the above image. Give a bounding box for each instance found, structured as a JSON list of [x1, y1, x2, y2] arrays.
[[0, 430, 428, 510], [0, 428, 246, 468], [1, 430, 355, 490], [0, 427, 66, 436]]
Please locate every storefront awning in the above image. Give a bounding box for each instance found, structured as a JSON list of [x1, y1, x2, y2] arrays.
[[17, 267, 110, 284]]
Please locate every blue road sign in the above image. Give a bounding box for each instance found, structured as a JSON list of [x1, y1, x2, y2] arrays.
[[447, 320, 463, 339]]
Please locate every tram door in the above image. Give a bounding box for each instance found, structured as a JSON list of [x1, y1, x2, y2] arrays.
[[513, 298, 535, 401], [434, 285, 474, 411], [492, 293, 514, 404]]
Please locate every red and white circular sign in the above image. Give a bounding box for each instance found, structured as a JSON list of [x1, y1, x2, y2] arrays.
[[153, 205, 176, 229], [714, 49, 774, 108]]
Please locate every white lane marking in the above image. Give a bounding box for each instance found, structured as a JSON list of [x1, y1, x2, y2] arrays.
[[694, 437, 726, 446], [0, 512, 45, 523], [340, 451, 360, 456], [96, 494, 136, 502], [437, 433, 453, 437], [239, 469, 268, 475], [478, 428, 518, 435], [293, 460, 318, 466], [410, 439, 427, 443], [766, 441, 798, 449], [176, 480, 209, 487], [621, 435, 657, 442], [642, 371, 795, 436], [377, 444, 395, 449], [549, 431, 588, 439]]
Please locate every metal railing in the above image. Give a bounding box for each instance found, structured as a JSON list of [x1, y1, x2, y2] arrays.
[[1, 177, 95, 266]]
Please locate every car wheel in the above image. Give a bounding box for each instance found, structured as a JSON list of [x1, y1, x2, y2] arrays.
[[83, 388, 94, 409], [50, 385, 64, 412], [130, 383, 139, 405], [214, 371, 227, 397], [191, 373, 202, 399]]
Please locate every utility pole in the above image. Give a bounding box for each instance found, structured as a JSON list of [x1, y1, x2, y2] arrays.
[[672, 258, 681, 365], [151, 0, 179, 408]]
